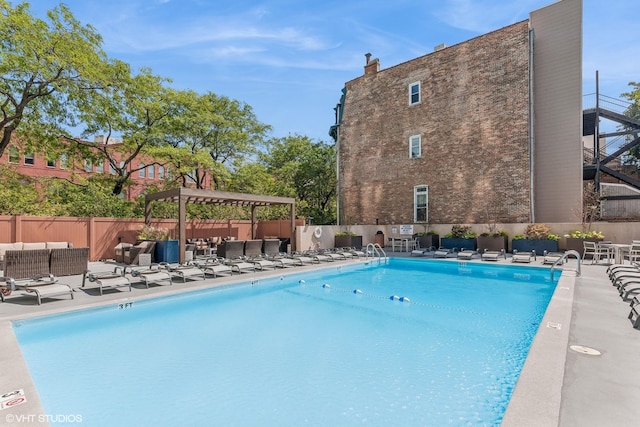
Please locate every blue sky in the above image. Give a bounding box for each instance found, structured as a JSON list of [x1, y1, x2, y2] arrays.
[[31, 0, 638, 143]]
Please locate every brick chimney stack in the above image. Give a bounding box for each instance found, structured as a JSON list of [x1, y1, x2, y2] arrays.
[[364, 53, 379, 76]]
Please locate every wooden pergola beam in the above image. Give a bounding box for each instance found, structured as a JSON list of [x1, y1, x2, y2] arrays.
[[145, 188, 296, 263]]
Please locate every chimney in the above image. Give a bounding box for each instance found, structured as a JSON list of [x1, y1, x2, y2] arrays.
[[364, 53, 379, 76]]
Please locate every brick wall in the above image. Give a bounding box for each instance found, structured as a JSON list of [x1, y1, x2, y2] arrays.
[[338, 21, 531, 225]]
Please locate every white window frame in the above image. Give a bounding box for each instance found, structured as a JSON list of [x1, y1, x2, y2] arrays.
[[139, 163, 145, 178], [8, 146, 19, 164], [414, 185, 429, 223], [409, 81, 421, 105], [148, 164, 155, 179], [24, 152, 35, 166], [409, 134, 421, 158]]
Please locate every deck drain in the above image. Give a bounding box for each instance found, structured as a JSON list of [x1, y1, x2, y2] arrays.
[[569, 345, 601, 356]]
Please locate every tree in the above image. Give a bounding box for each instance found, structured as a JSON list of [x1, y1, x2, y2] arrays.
[[622, 82, 640, 166], [71, 66, 177, 196], [0, 1, 109, 156], [260, 135, 336, 224], [160, 91, 270, 190]]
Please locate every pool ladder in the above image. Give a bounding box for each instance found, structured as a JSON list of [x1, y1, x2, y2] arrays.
[[366, 243, 388, 264], [549, 249, 581, 279]]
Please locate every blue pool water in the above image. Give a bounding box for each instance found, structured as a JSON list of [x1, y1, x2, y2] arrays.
[[14, 259, 557, 426]]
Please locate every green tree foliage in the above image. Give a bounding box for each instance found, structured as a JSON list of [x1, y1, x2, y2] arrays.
[[159, 91, 270, 190], [70, 66, 176, 196], [622, 82, 640, 166], [260, 135, 336, 224], [0, 1, 109, 157]]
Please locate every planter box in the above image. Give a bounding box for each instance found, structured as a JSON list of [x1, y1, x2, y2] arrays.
[[334, 235, 363, 249], [564, 237, 602, 253], [511, 239, 558, 255], [154, 239, 179, 263], [477, 235, 509, 252], [414, 234, 439, 250], [440, 237, 476, 251]]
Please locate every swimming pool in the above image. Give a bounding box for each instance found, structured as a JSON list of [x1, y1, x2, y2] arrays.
[[14, 259, 557, 426]]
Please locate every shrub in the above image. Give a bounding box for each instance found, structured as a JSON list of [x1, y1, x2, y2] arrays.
[[137, 225, 170, 240], [444, 224, 476, 239]]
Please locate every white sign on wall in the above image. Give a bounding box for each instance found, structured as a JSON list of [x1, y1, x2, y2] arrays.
[[399, 225, 414, 235]]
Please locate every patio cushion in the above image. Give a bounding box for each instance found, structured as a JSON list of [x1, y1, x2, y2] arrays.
[[22, 242, 47, 250], [0, 242, 23, 261], [46, 242, 70, 249]]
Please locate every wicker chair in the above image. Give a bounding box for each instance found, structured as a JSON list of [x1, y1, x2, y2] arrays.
[[2, 249, 51, 280], [50, 247, 89, 276], [123, 241, 156, 265]]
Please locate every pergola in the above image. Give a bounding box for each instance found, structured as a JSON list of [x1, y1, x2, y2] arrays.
[[145, 187, 296, 263]]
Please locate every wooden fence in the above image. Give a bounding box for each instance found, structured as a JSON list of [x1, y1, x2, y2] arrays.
[[0, 216, 301, 261]]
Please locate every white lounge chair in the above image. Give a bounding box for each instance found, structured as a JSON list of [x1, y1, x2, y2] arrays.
[[82, 269, 131, 295], [481, 249, 505, 261], [457, 250, 477, 260], [162, 263, 206, 282], [511, 251, 534, 263], [129, 266, 173, 287], [433, 247, 455, 258], [1, 275, 74, 305]]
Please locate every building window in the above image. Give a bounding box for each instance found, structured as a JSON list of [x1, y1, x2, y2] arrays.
[[148, 165, 155, 179], [8, 146, 19, 164], [139, 163, 145, 178], [96, 159, 105, 173], [84, 159, 93, 173], [46, 156, 56, 168], [109, 162, 116, 175], [414, 185, 428, 223], [409, 135, 421, 158], [24, 152, 35, 166], [60, 154, 69, 170], [409, 81, 420, 105], [158, 166, 165, 180]]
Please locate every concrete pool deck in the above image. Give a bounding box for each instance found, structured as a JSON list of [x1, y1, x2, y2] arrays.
[[1, 253, 639, 426]]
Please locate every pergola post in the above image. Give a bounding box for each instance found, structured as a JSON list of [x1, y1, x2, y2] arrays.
[[251, 205, 256, 240], [290, 202, 296, 252], [178, 191, 187, 264]]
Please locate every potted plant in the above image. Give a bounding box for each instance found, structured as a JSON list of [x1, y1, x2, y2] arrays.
[[440, 225, 477, 251], [413, 225, 439, 249], [137, 225, 178, 263], [564, 230, 604, 252], [334, 231, 363, 249], [511, 224, 559, 254], [477, 230, 509, 252]]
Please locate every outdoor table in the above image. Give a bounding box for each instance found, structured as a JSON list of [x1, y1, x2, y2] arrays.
[[599, 243, 631, 264]]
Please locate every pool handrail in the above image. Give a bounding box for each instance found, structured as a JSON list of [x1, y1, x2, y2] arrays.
[[550, 249, 581, 280], [366, 243, 388, 264]]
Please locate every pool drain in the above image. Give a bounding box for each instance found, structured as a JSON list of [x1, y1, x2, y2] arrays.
[[569, 345, 601, 356]]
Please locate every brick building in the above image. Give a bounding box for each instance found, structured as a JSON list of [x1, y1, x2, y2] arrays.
[[330, 0, 583, 225], [1, 135, 211, 200]]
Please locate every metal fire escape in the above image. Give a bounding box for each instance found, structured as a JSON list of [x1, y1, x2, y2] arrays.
[[583, 75, 640, 201]]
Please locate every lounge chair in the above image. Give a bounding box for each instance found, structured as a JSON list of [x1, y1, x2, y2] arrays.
[[162, 263, 205, 282], [82, 268, 131, 295], [290, 253, 320, 264], [512, 250, 535, 263], [1, 275, 74, 305], [224, 259, 256, 273], [433, 247, 456, 258], [196, 259, 233, 277], [248, 257, 277, 270], [457, 250, 477, 260], [481, 249, 505, 261], [129, 265, 173, 288], [628, 303, 640, 329], [271, 256, 303, 268], [542, 251, 564, 265]]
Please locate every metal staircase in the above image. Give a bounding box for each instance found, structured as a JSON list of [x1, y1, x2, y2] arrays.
[[583, 91, 640, 197]]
